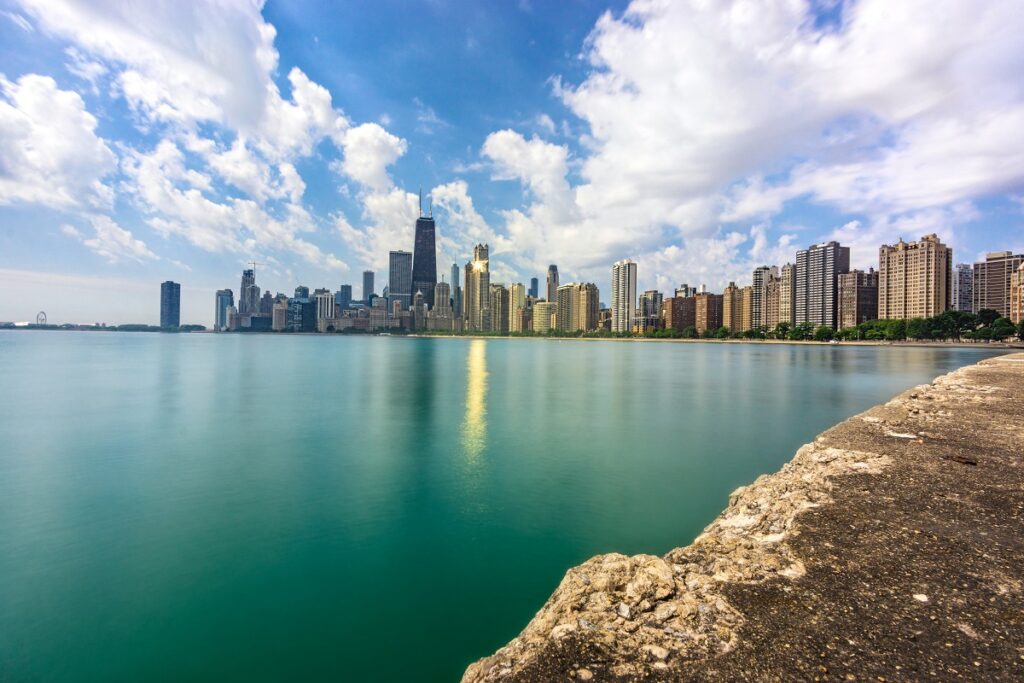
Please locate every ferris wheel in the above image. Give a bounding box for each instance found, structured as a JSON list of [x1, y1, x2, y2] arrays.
[[36, 311, 46, 325]]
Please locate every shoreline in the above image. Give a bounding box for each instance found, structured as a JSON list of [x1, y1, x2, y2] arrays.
[[463, 352, 1024, 681], [4, 327, 1020, 350]]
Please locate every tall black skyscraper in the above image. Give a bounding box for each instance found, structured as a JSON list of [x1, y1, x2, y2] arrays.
[[411, 192, 437, 307], [160, 280, 180, 328], [529, 277, 539, 299]]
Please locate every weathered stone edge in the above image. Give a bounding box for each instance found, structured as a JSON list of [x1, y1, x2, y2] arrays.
[[461, 354, 1018, 682]]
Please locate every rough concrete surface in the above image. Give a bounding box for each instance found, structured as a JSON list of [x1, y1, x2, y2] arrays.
[[463, 353, 1024, 682]]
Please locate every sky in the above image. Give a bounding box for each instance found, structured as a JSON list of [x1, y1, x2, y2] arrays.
[[1, 0, 1023, 325]]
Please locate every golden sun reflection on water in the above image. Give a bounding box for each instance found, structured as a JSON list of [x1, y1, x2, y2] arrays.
[[461, 339, 488, 460]]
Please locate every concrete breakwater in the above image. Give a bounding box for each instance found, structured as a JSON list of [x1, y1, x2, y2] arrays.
[[463, 353, 1024, 682]]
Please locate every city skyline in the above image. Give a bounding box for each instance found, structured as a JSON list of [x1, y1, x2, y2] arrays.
[[2, 1, 1024, 325]]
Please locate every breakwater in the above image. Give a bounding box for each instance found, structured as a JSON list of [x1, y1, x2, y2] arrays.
[[464, 353, 1024, 681]]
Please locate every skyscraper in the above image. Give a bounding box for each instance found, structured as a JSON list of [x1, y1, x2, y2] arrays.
[[215, 289, 233, 331], [751, 265, 777, 329], [362, 270, 375, 303], [795, 241, 850, 329], [411, 200, 438, 308], [529, 277, 539, 299], [878, 234, 951, 320], [450, 263, 461, 317], [294, 285, 310, 300], [838, 269, 879, 329], [694, 292, 723, 335], [389, 250, 413, 313], [779, 263, 795, 325], [337, 284, 352, 311], [722, 282, 744, 332], [951, 263, 973, 312], [160, 281, 180, 328], [464, 244, 490, 332], [489, 284, 509, 333], [546, 265, 559, 302], [239, 268, 259, 316], [509, 283, 526, 332], [611, 259, 637, 333], [973, 251, 1023, 317], [555, 284, 576, 332]]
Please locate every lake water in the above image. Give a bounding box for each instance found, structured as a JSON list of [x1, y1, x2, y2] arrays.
[[0, 332, 1005, 681]]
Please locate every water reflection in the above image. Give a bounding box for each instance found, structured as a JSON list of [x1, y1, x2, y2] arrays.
[[462, 340, 488, 460]]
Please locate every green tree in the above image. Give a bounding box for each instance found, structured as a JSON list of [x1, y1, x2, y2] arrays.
[[715, 326, 730, 338], [813, 325, 834, 341], [681, 325, 697, 339], [977, 308, 1000, 327]]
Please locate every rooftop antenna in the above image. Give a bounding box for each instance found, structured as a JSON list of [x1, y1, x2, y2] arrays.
[[429, 194, 433, 218], [418, 187, 423, 217], [249, 260, 261, 279]]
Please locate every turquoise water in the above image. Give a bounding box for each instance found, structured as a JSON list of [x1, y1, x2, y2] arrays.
[[0, 332, 1005, 681]]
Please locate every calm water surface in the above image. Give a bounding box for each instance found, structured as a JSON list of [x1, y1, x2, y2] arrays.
[[0, 332, 1005, 680]]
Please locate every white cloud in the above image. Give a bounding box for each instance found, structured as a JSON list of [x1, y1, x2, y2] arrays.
[[62, 215, 159, 263], [0, 73, 115, 209], [473, 0, 1024, 292], [338, 123, 408, 192]]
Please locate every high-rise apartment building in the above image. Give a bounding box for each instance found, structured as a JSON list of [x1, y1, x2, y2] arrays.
[[722, 282, 744, 332], [259, 291, 274, 316], [751, 265, 777, 329], [509, 283, 526, 332], [838, 269, 879, 329], [489, 284, 510, 333], [529, 277, 539, 299], [555, 282, 600, 332], [294, 285, 310, 300], [464, 244, 491, 332], [951, 263, 973, 312], [215, 289, 233, 331], [661, 296, 695, 332], [779, 263, 794, 324], [694, 293, 723, 335], [795, 241, 850, 329], [878, 234, 951, 320], [638, 290, 663, 318], [546, 265, 559, 303], [973, 251, 1024, 317], [362, 270, 375, 303], [160, 280, 180, 328], [763, 273, 782, 330], [611, 259, 637, 333], [532, 301, 556, 333], [740, 286, 753, 332], [1010, 263, 1024, 324], [411, 207, 437, 308], [239, 268, 260, 316]]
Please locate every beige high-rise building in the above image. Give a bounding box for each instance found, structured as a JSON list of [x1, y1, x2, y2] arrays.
[[1010, 262, 1024, 324], [740, 286, 753, 332], [531, 301, 556, 333], [878, 234, 951, 320], [464, 244, 490, 331], [722, 282, 744, 332], [509, 282, 526, 332], [779, 263, 794, 324], [973, 251, 1024, 317], [611, 259, 637, 333], [555, 282, 599, 332]]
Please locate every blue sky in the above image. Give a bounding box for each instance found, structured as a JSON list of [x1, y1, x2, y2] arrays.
[[1, 0, 1022, 324]]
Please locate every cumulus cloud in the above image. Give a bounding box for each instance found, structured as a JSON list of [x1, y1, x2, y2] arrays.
[[479, 0, 1024, 291], [0, 73, 115, 209], [62, 215, 159, 263], [338, 123, 408, 193]]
